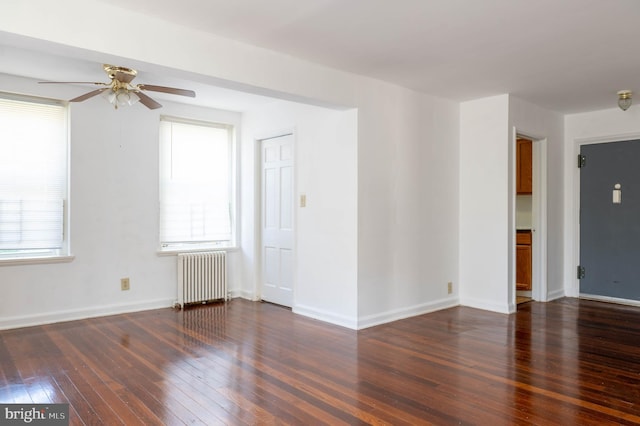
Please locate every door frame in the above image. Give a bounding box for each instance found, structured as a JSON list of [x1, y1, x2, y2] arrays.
[[512, 127, 548, 304], [254, 129, 296, 303], [572, 132, 640, 305]]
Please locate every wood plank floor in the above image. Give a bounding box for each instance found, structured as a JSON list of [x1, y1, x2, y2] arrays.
[[2, 298, 640, 425]]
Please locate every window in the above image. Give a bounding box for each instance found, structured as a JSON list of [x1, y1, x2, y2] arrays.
[[0, 93, 68, 259], [159, 117, 235, 251]]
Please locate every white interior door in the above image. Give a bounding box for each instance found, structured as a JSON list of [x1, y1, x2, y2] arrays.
[[261, 134, 294, 307]]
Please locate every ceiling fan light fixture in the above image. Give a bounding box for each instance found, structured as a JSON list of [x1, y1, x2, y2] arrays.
[[618, 90, 632, 111], [101, 89, 116, 104], [115, 88, 139, 107], [127, 91, 140, 106], [101, 88, 139, 109]]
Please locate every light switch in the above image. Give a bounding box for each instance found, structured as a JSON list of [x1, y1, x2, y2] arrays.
[[300, 194, 306, 208], [613, 183, 622, 204]]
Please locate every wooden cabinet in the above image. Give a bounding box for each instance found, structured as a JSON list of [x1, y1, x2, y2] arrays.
[[516, 138, 532, 194], [516, 231, 532, 291]]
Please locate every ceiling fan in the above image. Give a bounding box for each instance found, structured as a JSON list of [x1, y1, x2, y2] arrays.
[[39, 64, 196, 110]]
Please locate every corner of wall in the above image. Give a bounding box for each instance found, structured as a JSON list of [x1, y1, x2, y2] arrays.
[[357, 296, 460, 330]]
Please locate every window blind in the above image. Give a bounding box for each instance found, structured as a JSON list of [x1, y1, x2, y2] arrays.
[[159, 118, 232, 246], [0, 95, 67, 252]]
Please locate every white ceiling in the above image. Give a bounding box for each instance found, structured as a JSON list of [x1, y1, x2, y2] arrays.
[[3, 0, 640, 113], [86, 0, 640, 114]]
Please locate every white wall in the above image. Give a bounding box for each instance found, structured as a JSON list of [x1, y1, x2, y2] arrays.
[[8, 0, 583, 330], [564, 105, 640, 297], [459, 94, 565, 313], [509, 96, 564, 302], [459, 95, 511, 313], [0, 73, 242, 329], [0, 1, 465, 330], [240, 100, 359, 328], [356, 83, 460, 328], [241, 86, 460, 331]]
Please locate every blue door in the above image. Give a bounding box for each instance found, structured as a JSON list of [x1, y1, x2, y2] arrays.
[[580, 139, 640, 300]]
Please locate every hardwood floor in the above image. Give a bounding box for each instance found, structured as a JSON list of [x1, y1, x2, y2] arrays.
[[2, 298, 640, 425]]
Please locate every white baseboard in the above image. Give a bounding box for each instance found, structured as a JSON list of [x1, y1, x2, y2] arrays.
[[357, 296, 460, 330], [580, 293, 640, 308], [229, 289, 257, 300], [293, 304, 358, 330], [459, 297, 512, 314], [0, 298, 175, 331], [547, 288, 565, 301]]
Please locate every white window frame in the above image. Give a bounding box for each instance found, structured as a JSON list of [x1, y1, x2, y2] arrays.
[[158, 116, 237, 253], [0, 92, 72, 265]]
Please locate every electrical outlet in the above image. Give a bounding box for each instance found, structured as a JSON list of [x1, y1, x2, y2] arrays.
[[447, 282, 453, 294], [300, 194, 307, 208], [121, 277, 130, 291]]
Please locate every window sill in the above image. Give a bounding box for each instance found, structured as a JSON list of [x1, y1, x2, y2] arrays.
[[0, 255, 75, 267], [157, 247, 239, 256]]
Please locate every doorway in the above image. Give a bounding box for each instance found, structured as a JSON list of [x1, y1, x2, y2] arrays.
[[579, 139, 640, 302], [515, 136, 533, 304], [514, 132, 548, 306], [259, 133, 294, 307]]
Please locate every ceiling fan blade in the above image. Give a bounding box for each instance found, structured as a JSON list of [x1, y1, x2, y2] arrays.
[[137, 84, 196, 98], [69, 88, 109, 102], [39, 81, 108, 86], [136, 91, 163, 110]]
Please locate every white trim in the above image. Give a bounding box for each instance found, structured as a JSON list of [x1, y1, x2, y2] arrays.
[[0, 297, 174, 330], [460, 296, 513, 314], [569, 136, 581, 297], [157, 247, 239, 256], [229, 290, 258, 301], [160, 115, 235, 131], [294, 303, 358, 330], [510, 126, 517, 309], [547, 288, 565, 301], [575, 131, 640, 146], [356, 296, 460, 330], [255, 129, 296, 142], [0, 91, 66, 106], [253, 135, 262, 299], [580, 293, 640, 308], [0, 255, 74, 267], [532, 137, 548, 302]]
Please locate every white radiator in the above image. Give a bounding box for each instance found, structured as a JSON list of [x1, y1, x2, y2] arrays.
[[177, 251, 227, 308]]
